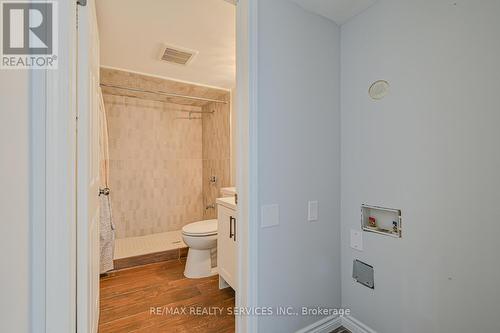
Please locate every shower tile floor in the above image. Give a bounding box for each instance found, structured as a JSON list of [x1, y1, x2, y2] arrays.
[[114, 230, 187, 260]]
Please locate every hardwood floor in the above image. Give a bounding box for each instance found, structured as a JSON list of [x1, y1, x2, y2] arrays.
[[99, 259, 235, 333]]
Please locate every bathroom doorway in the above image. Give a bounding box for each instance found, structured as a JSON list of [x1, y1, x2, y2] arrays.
[[71, 0, 257, 332]]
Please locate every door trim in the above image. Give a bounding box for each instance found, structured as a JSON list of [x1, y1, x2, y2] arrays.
[[30, 1, 78, 332], [235, 0, 259, 332]]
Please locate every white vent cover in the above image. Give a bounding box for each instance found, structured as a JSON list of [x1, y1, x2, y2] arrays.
[[160, 45, 197, 65], [369, 80, 390, 100]]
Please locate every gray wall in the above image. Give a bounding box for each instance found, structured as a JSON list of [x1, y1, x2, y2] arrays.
[[341, 1, 500, 332], [0, 72, 30, 332], [257, 0, 341, 332]]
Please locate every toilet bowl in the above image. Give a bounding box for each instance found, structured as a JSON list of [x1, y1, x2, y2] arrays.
[[181, 219, 218, 278]]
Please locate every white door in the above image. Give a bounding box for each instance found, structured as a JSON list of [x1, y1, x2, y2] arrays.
[[217, 205, 237, 289], [77, 1, 100, 332]]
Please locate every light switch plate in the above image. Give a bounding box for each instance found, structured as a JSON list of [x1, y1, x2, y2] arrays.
[[350, 229, 363, 251], [261, 204, 279, 228], [308, 201, 318, 221]]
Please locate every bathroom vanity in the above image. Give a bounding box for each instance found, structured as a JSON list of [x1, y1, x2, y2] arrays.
[[216, 195, 237, 290]]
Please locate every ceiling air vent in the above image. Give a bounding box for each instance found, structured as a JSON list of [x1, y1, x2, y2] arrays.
[[160, 45, 197, 65]]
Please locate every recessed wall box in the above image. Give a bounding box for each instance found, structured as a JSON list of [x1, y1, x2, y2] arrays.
[[353, 259, 374, 289], [361, 204, 402, 238]]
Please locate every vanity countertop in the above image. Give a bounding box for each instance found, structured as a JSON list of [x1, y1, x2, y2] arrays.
[[216, 196, 237, 210]]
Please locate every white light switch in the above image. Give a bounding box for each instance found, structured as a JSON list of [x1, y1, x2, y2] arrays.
[[350, 229, 363, 251], [261, 204, 280, 228], [308, 201, 318, 221]]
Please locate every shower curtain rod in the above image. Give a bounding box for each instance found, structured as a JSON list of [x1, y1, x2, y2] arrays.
[[100, 83, 228, 104]]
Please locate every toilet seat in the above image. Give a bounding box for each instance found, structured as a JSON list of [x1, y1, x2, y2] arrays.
[[182, 219, 217, 237]]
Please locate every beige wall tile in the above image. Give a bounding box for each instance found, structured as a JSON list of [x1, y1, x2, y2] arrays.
[[103, 69, 231, 238], [202, 101, 232, 219], [106, 94, 204, 238], [101, 67, 229, 107]]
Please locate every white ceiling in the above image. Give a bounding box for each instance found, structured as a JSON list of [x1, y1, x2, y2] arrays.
[[96, 0, 235, 89], [290, 0, 377, 25]]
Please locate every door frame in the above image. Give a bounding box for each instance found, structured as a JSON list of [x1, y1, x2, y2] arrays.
[[33, 0, 259, 332], [30, 0, 78, 332], [235, 0, 259, 332]]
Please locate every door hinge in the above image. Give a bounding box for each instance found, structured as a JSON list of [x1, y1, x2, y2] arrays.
[[77, 0, 87, 6]]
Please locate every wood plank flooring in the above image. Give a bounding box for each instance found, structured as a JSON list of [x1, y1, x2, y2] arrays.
[[99, 259, 235, 333]]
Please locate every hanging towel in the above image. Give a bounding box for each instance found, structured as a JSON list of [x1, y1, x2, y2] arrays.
[[98, 88, 115, 273], [100, 194, 115, 273]]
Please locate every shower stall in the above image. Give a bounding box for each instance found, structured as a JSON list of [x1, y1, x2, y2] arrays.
[[100, 67, 232, 269]]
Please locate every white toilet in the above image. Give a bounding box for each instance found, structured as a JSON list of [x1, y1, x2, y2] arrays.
[[181, 219, 218, 278]]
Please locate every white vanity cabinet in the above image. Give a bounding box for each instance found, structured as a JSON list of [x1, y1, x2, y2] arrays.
[[216, 197, 237, 290]]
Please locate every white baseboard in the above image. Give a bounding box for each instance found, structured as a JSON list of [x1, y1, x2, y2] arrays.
[[341, 316, 377, 333], [295, 315, 377, 333], [295, 315, 342, 333]]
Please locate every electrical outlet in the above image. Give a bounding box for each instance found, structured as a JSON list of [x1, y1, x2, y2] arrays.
[[350, 229, 363, 251]]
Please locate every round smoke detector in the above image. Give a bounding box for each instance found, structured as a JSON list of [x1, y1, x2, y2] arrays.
[[369, 80, 390, 100]]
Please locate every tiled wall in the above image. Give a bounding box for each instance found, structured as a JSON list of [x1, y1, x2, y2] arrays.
[[105, 94, 204, 238], [102, 68, 232, 238], [202, 101, 232, 219]]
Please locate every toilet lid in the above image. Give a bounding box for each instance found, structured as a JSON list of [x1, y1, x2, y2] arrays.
[[182, 219, 218, 236]]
